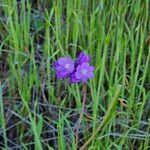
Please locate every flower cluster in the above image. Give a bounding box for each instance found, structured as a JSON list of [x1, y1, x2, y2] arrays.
[[54, 52, 95, 83]]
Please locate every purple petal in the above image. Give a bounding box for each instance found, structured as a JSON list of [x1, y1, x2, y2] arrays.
[[57, 57, 67, 65], [54, 56, 75, 79], [74, 62, 95, 83], [55, 66, 65, 71], [87, 72, 94, 78], [75, 72, 82, 79], [88, 66, 95, 71], [76, 52, 91, 65], [70, 72, 80, 83], [81, 78, 88, 83]]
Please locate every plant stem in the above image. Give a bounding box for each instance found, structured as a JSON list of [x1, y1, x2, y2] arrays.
[[76, 84, 87, 147], [79, 85, 121, 150]]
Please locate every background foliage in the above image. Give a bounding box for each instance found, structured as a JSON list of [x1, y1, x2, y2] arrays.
[[0, 0, 150, 149]]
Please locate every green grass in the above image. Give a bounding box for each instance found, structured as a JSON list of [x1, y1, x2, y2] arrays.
[[0, 0, 150, 149]]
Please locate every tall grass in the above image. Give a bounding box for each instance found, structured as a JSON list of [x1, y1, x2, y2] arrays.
[[0, 0, 150, 149]]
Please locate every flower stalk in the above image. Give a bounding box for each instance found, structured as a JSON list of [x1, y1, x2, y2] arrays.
[[79, 85, 121, 150], [75, 84, 87, 147]]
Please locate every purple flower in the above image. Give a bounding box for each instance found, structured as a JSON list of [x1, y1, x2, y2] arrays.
[[54, 51, 95, 83], [73, 62, 95, 83], [69, 71, 80, 83], [54, 57, 75, 78], [75, 52, 91, 65]]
